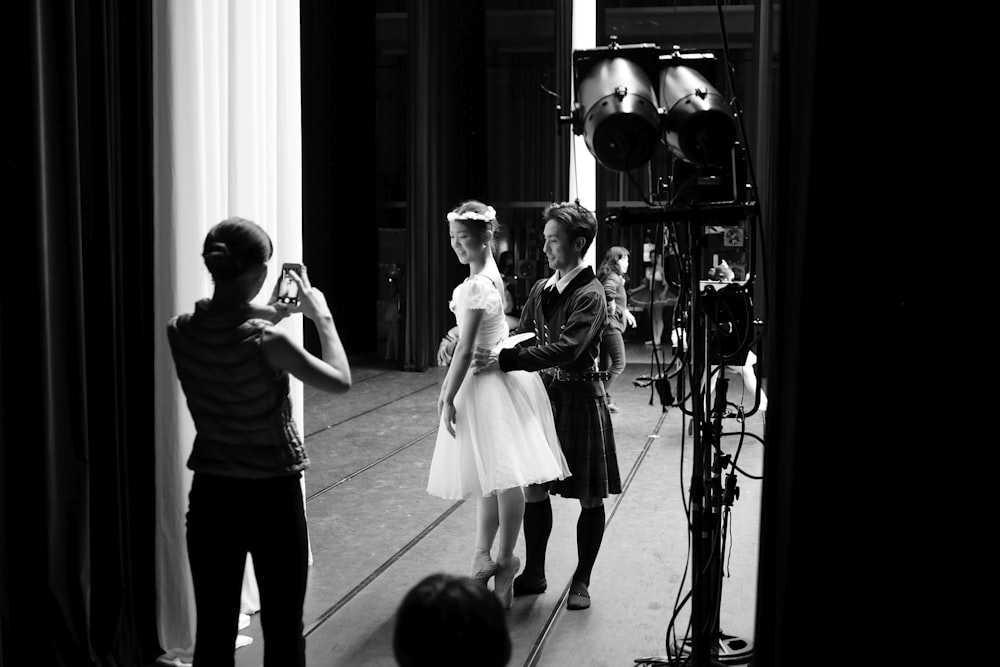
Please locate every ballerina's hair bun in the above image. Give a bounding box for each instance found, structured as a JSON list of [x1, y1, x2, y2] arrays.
[[201, 217, 273, 282], [447, 200, 500, 251]]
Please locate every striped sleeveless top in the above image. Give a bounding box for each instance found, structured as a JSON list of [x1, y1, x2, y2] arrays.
[[167, 299, 308, 478]]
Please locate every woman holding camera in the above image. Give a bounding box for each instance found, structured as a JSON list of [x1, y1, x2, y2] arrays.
[[167, 217, 351, 667]]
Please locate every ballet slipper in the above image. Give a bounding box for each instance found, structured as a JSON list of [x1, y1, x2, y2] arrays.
[[471, 552, 498, 587], [494, 556, 521, 609]]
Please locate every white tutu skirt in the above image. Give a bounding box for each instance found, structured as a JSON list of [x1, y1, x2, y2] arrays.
[[427, 369, 571, 500]]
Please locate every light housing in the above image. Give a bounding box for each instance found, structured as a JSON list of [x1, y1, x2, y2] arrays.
[[575, 56, 660, 172], [659, 61, 737, 167], [569, 43, 737, 170]]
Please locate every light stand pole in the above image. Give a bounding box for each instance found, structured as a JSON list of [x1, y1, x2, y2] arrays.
[[684, 212, 756, 667], [613, 203, 756, 667], [687, 221, 725, 667]]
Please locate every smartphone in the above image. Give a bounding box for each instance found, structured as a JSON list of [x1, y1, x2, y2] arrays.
[[277, 262, 302, 304]]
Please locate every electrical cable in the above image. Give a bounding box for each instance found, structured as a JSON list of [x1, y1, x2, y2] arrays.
[[663, 423, 694, 664], [666, 522, 730, 663], [667, 166, 705, 208], [727, 511, 736, 579], [728, 462, 761, 481], [726, 410, 748, 468], [668, 395, 726, 664], [675, 436, 694, 660], [721, 431, 764, 447], [666, 542, 694, 660], [628, 169, 658, 207], [703, 507, 733, 639], [713, 0, 771, 382], [678, 365, 722, 418], [715, 416, 764, 480], [698, 534, 725, 637], [680, 380, 725, 655], [571, 128, 579, 203], [665, 588, 693, 663]]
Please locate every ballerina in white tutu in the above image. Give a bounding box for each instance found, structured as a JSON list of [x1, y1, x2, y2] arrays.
[[427, 199, 570, 608]]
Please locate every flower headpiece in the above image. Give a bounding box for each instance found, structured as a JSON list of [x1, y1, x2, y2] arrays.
[[447, 206, 496, 223]]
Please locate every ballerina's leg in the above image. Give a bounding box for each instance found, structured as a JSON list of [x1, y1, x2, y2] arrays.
[[473, 494, 500, 574]]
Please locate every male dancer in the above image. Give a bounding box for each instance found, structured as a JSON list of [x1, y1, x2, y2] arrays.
[[473, 201, 622, 610]]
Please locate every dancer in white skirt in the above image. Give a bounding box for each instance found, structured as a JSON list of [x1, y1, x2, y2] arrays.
[[427, 199, 570, 608]]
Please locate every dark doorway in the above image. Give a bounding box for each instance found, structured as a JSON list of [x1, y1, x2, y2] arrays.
[[300, 1, 379, 360]]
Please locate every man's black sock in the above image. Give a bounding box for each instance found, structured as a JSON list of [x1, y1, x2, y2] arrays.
[[573, 504, 606, 586]]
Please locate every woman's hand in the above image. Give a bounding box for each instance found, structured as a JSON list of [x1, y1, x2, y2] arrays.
[[438, 397, 457, 437], [283, 266, 333, 322], [624, 309, 637, 328], [264, 276, 292, 322]]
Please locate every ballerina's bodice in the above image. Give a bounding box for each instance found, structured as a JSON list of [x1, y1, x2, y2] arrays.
[[450, 273, 508, 350]]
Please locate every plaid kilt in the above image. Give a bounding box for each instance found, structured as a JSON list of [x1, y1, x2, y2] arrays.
[[545, 382, 622, 499]]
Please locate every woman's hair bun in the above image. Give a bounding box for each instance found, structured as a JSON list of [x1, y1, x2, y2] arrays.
[[203, 241, 229, 257], [202, 242, 232, 273], [200, 217, 273, 282]]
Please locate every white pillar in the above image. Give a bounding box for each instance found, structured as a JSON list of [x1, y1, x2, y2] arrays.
[[570, 0, 598, 270]]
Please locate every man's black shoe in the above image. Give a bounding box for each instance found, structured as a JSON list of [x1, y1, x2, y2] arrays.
[[512, 572, 547, 596]]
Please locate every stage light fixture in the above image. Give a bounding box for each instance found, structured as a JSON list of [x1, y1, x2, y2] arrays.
[[659, 61, 737, 168], [575, 55, 661, 172], [566, 41, 737, 171]]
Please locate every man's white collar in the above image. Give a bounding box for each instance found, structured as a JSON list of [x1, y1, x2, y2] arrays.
[[544, 263, 587, 294]]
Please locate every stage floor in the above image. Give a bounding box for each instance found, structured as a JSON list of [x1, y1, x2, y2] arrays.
[[231, 341, 766, 667]]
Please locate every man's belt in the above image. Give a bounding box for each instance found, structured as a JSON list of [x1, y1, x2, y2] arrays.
[[541, 368, 610, 382]]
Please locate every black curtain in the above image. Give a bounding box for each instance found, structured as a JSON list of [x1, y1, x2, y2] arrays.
[[300, 0, 378, 359], [2, 1, 159, 665], [404, 0, 488, 371], [751, 2, 923, 665]]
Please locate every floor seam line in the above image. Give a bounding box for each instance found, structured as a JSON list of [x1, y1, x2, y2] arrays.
[[303, 381, 440, 439], [303, 500, 466, 637], [306, 427, 439, 504], [523, 407, 671, 667]]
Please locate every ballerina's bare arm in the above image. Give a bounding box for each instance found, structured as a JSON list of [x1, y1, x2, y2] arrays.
[[438, 301, 486, 437]]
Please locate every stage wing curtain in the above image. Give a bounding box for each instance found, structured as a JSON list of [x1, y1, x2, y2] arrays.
[[300, 0, 378, 359], [151, 0, 304, 660], [405, 0, 487, 371], [1, 0, 159, 665], [752, 1, 926, 663]]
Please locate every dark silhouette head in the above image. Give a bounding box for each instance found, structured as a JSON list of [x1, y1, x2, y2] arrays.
[[393, 573, 511, 667], [201, 216, 273, 283]]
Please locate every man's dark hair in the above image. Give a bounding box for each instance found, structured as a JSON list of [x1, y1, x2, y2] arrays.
[[543, 201, 598, 254]]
